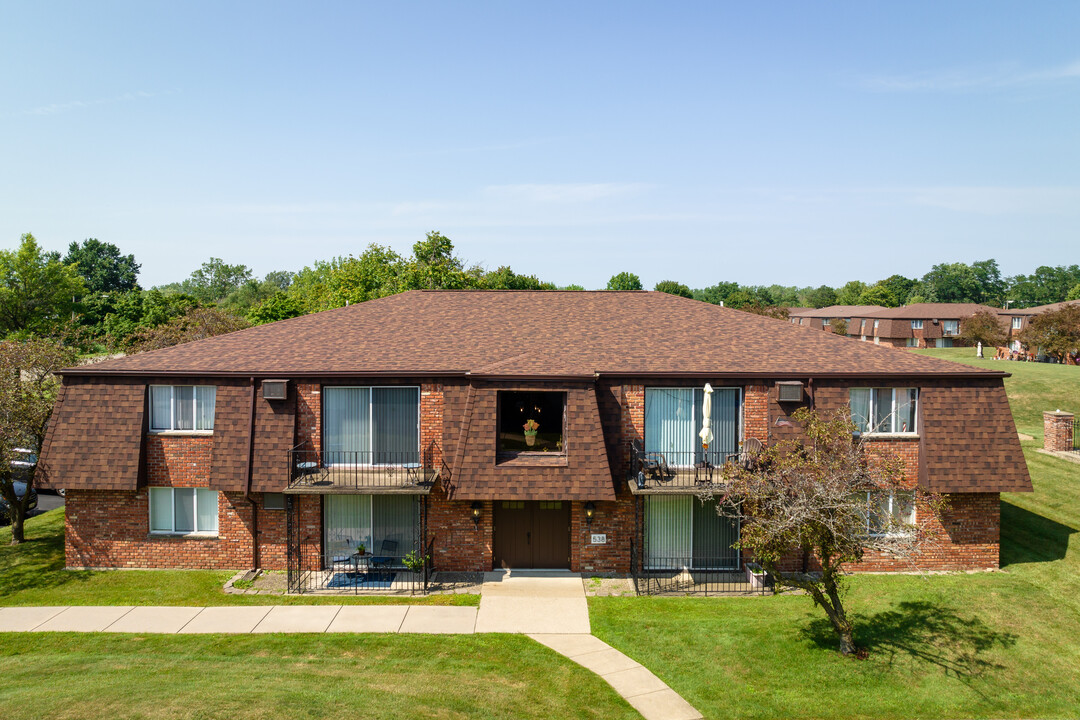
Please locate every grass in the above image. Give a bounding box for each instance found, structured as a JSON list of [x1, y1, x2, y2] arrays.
[[0, 511, 478, 607], [0, 633, 638, 720], [911, 347, 1080, 439], [590, 349, 1080, 719]]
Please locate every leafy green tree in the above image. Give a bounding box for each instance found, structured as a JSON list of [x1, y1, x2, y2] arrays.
[[856, 285, 898, 308], [403, 232, 470, 291], [262, 271, 295, 292], [834, 280, 868, 306], [0, 338, 77, 543], [559, 284, 586, 291], [479, 266, 554, 290], [971, 259, 1007, 306], [1067, 284, 1080, 302], [875, 275, 917, 306], [1019, 304, 1080, 362], [696, 281, 740, 306], [171, 258, 253, 304], [1009, 265, 1080, 307], [63, 238, 140, 293], [0, 234, 85, 337], [765, 285, 800, 307], [654, 280, 692, 298], [800, 285, 837, 309], [606, 272, 643, 291], [139, 289, 200, 328], [248, 292, 303, 325], [920, 262, 981, 303]]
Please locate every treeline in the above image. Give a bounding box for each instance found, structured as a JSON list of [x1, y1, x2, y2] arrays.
[[633, 260, 1080, 311], [3, 230, 1079, 354]]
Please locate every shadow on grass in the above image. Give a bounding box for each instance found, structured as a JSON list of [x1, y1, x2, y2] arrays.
[[0, 522, 101, 600], [803, 601, 1017, 686], [1000, 500, 1077, 567]]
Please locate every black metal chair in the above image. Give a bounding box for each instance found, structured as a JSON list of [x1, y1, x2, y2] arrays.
[[632, 440, 674, 485], [370, 539, 398, 570]]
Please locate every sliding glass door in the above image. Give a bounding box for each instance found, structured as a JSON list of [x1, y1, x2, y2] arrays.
[[323, 386, 420, 465], [644, 496, 739, 570]]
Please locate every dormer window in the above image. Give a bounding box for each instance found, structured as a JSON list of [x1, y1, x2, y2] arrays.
[[150, 385, 216, 432], [498, 391, 566, 453]]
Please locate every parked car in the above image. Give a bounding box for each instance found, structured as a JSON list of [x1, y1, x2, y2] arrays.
[[0, 480, 38, 523], [10, 447, 60, 496]]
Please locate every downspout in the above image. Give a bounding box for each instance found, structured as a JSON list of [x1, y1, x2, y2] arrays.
[[244, 377, 260, 570]]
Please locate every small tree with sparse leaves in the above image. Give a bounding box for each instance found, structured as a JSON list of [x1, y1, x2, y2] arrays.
[[700, 407, 944, 656]]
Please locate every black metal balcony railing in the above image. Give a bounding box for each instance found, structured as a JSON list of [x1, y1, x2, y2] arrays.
[[288, 440, 444, 492], [628, 440, 762, 491], [1073, 418, 1079, 452], [630, 540, 772, 596]]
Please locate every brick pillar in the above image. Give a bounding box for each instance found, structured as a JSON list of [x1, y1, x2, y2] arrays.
[[1044, 410, 1075, 452]]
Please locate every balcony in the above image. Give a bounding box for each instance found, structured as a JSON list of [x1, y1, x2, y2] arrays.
[[286, 441, 445, 494], [627, 440, 762, 494]]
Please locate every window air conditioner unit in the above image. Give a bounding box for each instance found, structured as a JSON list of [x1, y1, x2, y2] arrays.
[[776, 381, 804, 403], [262, 380, 288, 400]]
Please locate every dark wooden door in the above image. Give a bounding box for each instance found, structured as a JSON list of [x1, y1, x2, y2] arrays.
[[494, 501, 570, 569]]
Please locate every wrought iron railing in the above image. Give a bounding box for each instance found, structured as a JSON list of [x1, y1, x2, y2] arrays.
[[288, 440, 445, 492], [628, 442, 760, 490], [1074, 418, 1079, 452], [630, 540, 771, 596]]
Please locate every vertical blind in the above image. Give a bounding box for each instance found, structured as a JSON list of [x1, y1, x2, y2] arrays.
[[323, 495, 417, 563], [150, 386, 216, 431], [323, 387, 420, 465], [645, 496, 739, 570], [644, 387, 740, 463]]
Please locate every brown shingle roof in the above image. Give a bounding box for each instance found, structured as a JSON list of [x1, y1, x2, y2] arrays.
[[787, 305, 886, 318], [68, 291, 1003, 379], [850, 303, 998, 320]]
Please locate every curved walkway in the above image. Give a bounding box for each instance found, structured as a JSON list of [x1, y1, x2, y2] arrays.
[[0, 572, 702, 720]]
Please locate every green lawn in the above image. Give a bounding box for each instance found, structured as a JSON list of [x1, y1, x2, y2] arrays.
[[590, 350, 1080, 719], [0, 511, 478, 607], [0, 633, 637, 720]]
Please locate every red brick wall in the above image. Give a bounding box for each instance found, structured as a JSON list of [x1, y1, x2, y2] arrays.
[[421, 382, 444, 468], [296, 383, 321, 451], [571, 497, 635, 573], [1044, 411, 1074, 452], [427, 490, 492, 571], [744, 385, 769, 443], [146, 434, 213, 487]]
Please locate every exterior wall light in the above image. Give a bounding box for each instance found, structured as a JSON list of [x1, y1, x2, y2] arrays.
[[584, 501, 596, 527], [471, 502, 483, 526]]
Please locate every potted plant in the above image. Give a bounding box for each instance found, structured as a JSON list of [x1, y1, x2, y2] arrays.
[[357, 542, 366, 556], [523, 419, 540, 447]]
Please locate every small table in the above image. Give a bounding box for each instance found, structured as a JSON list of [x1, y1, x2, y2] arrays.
[[351, 552, 371, 574]]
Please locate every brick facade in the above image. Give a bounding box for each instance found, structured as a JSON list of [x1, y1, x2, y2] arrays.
[[64, 376, 1005, 575], [1043, 410, 1075, 452]]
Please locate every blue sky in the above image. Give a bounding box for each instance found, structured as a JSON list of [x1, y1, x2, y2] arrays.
[[2, 2, 1077, 290]]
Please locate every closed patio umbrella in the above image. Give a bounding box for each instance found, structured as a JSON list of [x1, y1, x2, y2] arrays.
[[698, 383, 714, 450]]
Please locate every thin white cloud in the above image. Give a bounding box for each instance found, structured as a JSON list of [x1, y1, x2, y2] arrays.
[[858, 60, 1080, 92], [483, 182, 653, 203], [8, 89, 180, 117]]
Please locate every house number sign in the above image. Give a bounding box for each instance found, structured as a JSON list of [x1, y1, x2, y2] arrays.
[[590, 533, 607, 545]]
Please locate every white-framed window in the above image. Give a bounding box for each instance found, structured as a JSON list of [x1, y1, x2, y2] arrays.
[[822, 318, 831, 327], [861, 335, 867, 342], [150, 385, 216, 432], [850, 388, 918, 434], [799, 318, 804, 325], [936, 338, 954, 348], [873, 319, 879, 331], [1012, 317, 1022, 330], [149, 487, 218, 535], [857, 491, 916, 537], [323, 386, 420, 465], [943, 320, 959, 336], [906, 338, 918, 348], [874, 337, 881, 345], [911, 320, 923, 330]]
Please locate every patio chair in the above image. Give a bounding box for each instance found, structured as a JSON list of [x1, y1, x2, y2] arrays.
[[632, 440, 674, 484], [370, 539, 399, 570], [727, 438, 764, 470], [327, 536, 355, 574]]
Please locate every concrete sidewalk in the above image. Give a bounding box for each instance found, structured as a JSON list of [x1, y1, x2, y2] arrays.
[[0, 573, 703, 720]]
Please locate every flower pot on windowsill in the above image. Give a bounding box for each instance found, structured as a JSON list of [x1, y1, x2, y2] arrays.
[[524, 432, 537, 447]]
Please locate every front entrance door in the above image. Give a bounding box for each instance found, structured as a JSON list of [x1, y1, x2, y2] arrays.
[[493, 501, 570, 569]]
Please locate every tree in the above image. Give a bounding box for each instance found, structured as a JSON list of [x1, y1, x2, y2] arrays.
[[1008, 265, 1080, 307], [1067, 284, 1080, 302], [738, 304, 790, 321], [831, 318, 848, 335], [174, 258, 253, 304], [856, 285, 898, 308], [606, 272, 643, 291], [835, 281, 867, 306], [0, 234, 85, 338], [920, 262, 982, 304], [801, 285, 837, 309], [959, 309, 1008, 348], [63, 238, 140, 293], [875, 275, 917, 306], [125, 307, 249, 352], [0, 338, 77, 543], [971, 259, 1007, 306], [702, 408, 943, 655], [478, 266, 554, 290], [1019, 304, 1080, 362], [697, 281, 740, 306], [248, 291, 303, 325], [654, 280, 692, 298], [402, 231, 471, 291]]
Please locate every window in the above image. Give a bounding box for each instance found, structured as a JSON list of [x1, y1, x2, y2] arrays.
[[911, 320, 923, 330], [498, 391, 565, 453], [850, 388, 918, 434], [860, 335, 867, 342], [150, 385, 216, 431], [943, 320, 959, 336], [1012, 317, 1022, 330], [874, 337, 880, 345], [149, 487, 218, 535], [323, 387, 420, 465], [263, 493, 285, 511], [873, 319, 879, 331], [906, 338, 918, 348], [822, 318, 831, 327], [645, 496, 739, 569], [936, 338, 954, 348], [323, 494, 417, 565], [857, 491, 915, 537], [645, 387, 740, 465]]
